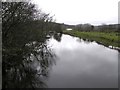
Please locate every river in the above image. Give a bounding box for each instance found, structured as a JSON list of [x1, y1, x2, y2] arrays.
[[45, 34, 118, 88]]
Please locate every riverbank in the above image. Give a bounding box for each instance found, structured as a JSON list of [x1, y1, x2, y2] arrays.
[[63, 30, 119, 48]]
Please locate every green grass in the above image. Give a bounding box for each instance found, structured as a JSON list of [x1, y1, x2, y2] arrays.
[[63, 30, 119, 48]]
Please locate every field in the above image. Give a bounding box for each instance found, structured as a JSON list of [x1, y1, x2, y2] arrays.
[[63, 30, 119, 48]]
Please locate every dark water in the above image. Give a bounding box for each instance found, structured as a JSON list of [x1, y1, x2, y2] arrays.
[[46, 34, 118, 88]]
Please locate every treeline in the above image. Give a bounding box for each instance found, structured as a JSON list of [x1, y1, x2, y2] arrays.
[[69, 23, 119, 32]]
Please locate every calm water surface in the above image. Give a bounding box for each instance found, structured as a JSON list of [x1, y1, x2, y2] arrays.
[[46, 34, 118, 88]]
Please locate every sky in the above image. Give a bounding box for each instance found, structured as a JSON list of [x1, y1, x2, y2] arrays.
[[32, 0, 119, 25]]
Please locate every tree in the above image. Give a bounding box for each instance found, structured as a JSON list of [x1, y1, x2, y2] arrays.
[[2, 1, 57, 88], [2, 1, 54, 48], [2, 2, 36, 37]]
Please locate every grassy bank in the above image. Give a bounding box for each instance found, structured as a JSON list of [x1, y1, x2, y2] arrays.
[[63, 30, 119, 48]]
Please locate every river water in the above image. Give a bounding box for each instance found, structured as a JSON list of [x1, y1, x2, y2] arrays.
[[46, 34, 118, 88]]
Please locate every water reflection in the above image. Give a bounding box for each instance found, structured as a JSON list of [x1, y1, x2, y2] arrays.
[[2, 33, 62, 88], [47, 34, 118, 88], [53, 33, 62, 42], [2, 32, 63, 88], [3, 33, 118, 88]]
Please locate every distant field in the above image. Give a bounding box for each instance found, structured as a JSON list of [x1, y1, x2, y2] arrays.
[[63, 30, 119, 48]]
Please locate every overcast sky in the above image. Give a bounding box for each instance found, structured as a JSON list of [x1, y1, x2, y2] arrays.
[[32, 0, 119, 25]]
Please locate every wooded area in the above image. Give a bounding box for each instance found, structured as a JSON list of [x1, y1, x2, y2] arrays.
[[2, 1, 62, 88]]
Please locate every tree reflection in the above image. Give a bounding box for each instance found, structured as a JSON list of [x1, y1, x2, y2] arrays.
[[53, 32, 62, 42], [76, 38, 92, 44], [2, 41, 56, 88]]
